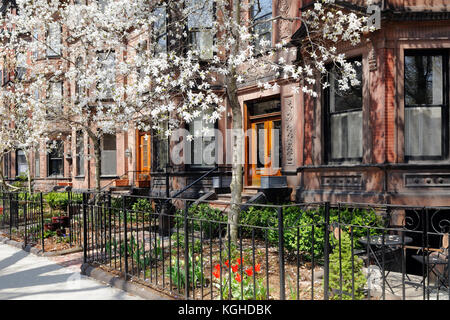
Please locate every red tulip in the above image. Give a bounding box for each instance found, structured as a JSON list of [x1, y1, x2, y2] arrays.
[[245, 268, 253, 277], [235, 273, 241, 283], [255, 264, 261, 273], [231, 264, 238, 273]]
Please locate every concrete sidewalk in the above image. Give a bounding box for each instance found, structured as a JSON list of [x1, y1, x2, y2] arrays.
[[0, 243, 142, 300]]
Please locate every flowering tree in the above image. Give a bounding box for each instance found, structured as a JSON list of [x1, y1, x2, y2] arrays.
[[139, 0, 373, 241], [0, 0, 218, 191], [1, 0, 375, 240]]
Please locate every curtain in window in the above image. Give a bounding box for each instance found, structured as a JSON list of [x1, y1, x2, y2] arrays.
[[34, 150, 40, 178], [328, 60, 363, 161], [101, 133, 116, 176], [189, 116, 216, 167], [405, 54, 445, 159]]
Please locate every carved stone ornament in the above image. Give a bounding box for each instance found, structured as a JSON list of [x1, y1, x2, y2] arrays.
[[284, 96, 295, 165], [278, 0, 291, 40]]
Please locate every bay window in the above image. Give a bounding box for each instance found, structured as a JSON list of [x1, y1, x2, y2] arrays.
[[404, 51, 448, 160], [325, 57, 363, 162]]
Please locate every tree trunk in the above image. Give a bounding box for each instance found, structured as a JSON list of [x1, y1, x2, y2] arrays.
[[93, 138, 101, 192], [226, 0, 242, 243], [23, 151, 32, 195]]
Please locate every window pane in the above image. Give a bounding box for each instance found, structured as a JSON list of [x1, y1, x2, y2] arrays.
[[330, 62, 363, 113], [252, 0, 272, 19], [76, 131, 84, 176], [101, 134, 116, 175], [189, 116, 216, 167], [47, 23, 61, 56], [35, 150, 40, 178], [405, 107, 442, 157], [189, 30, 213, 60], [17, 150, 28, 176], [405, 55, 443, 106], [187, 0, 213, 29], [330, 111, 362, 160], [248, 99, 281, 116], [48, 141, 64, 177]]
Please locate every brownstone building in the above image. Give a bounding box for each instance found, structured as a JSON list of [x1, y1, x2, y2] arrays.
[[2, 0, 450, 214]]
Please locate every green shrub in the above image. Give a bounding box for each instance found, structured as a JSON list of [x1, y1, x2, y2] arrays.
[[188, 204, 227, 238], [44, 192, 69, 212], [239, 206, 277, 238], [328, 232, 366, 300], [131, 198, 153, 221]]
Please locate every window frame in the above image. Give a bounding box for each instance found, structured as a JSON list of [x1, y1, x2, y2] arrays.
[[187, 115, 218, 170], [47, 141, 64, 177], [46, 22, 62, 58], [186, 0, 216, 61], [100, 133, 117, 177], [251, 0, 273, 52], [404, 49, 449, 162], [152, 5, 168, 56], [76, 130, 85, 177], [324, 56, 364, 164], [16, 149, 28, 177]]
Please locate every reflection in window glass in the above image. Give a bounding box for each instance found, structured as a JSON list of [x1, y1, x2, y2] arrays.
[[327, 58, 363, 161], [187, 0, 214, 60], [404, 53, 446, 159]]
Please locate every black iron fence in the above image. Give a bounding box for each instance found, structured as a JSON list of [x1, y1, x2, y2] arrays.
[[0, 190, 83, 251], [1, 189, 449, 300], [79, 192, 450, 300]]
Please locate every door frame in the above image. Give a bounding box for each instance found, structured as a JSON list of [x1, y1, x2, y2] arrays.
[[244, 99, 282, 187]]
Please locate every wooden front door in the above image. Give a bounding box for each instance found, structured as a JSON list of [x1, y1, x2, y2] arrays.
[[137, 132, 151, 187], [248, 117, 282, 186]]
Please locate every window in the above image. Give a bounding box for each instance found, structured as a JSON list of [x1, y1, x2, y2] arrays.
[[46, 22, 62, 57], [48, 141, 64, 177], [153, 125, 168, 171], [325, 58, 363, 162], [136, 41, 148, 83], [252, 0, 272, 51], [76, 131, 84, 176], [48, 81, 63, 113], [74, 57, 83, 101], [97, 0, 107, 13], [187, 0, 214, 60], [15, 52, 27, 81], [97, 51, 115, 99], [153, 6, 167, 55], [101, 133, 116, 176], [404, 51, 448, 160], [188, 114, 216, 168], [34, 149, 40, 178], [16, 150, 28, 177], [32, 28, 39, 60]]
